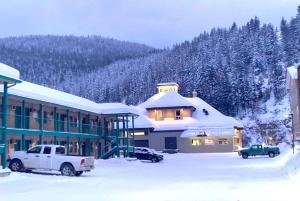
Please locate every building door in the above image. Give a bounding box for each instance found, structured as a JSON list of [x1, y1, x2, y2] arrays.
[[81, 142, 86, 156], [14, 140, 21, 151], [135, 140, 149, 148], [97, 142, 101, 159], [165, 137, 177, 149], [25, 140, 31, 150], [15, 106, 22, 128], [60, 114, 65, 131], [24, 108, 30, 129]]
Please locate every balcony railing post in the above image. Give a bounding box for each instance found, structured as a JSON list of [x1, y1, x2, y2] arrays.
[[54, 107, 57, 144], [132, 115, 135, 156], [38, 104, 43, 144], [21, 100, 25, 150], [78, 112, 81, 133], [116, 114, 120, 157], [78, 137, 81, 156], [87, 114, 90, 134], [126, 113, 129, 157], [67, 110, 70, 132], [1, 82, 8, 168]]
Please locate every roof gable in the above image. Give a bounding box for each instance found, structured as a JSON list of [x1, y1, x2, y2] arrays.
[[141, 91, 195, 109]]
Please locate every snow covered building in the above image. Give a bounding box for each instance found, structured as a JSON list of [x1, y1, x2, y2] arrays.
[[0, 63, 137, 168], [130, 83, 243, 153], [286, 63, 300, 142]]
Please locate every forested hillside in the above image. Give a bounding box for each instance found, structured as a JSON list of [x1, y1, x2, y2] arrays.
[[0, 35, 156, 87], [60, 17, 286, 117], [2, 7, 300, 144]]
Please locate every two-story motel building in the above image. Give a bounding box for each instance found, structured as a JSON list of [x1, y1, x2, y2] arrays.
[[0, 63, 137, 168]]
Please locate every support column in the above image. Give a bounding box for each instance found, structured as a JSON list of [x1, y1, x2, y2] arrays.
[[78, 112, 81, 133], [126, 114, 129, 157], [97, 138, 101, 159], [21, 100, 25, 150], [78, 137, 81, 156], [132, 115, 135, 157], [87, 114, 90, 134], [116, 114, 120, 157], [38, 104, 43, 144], [1, 82, 8, 168], [67, 136, 70, 155], [122, 116, 125, 148], [67, 110, 70, 155], [87, 138, 91, 156], [54, 107, 57, 144]]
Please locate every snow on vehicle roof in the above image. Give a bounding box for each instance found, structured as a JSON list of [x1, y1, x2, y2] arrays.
[[141, 91, 195, 109], [0, 81, 137, 115], [0, 63, 21, 83]]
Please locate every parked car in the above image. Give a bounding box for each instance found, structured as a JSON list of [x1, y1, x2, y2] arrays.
[[238, 144, 280, 159], [8, 145, 94, 176], [129, 147, 163, 162]]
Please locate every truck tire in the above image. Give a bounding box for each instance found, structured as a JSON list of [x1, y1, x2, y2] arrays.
[[242, 153, 248, 159], [61, 163, 74, 176], [74, 171, 83, 176], [268, 152, 275, 158], [151, 157, 158, 163], [9, 159, 23, 172]]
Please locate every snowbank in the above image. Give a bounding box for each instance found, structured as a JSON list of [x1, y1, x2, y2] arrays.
[[0, 168, 11, 177]]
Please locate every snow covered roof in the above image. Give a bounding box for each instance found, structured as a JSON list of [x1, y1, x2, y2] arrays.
[[141, 91, 195, 109], [131, 92, 243, 132], [0, 81, 137, 115], [0, 63, 22, 83], [286, 65, 299, 90], [180, 128, 236, 138], [157, 82, 178, 86]]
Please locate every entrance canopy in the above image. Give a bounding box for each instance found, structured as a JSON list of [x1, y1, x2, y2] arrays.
[[0, 63, 22, 84], [180, 127, 236, 138]]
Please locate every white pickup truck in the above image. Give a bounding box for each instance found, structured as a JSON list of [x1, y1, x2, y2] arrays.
[[8, 145, 94, 176]]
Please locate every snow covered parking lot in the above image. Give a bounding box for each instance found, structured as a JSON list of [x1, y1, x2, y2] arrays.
[[1, 144, 300, 201]]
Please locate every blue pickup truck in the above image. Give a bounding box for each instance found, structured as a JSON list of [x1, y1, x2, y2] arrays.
[[238, 144, 280, 159]]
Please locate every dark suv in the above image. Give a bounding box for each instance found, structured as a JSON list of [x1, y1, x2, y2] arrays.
[[129, 147, 163, 162]]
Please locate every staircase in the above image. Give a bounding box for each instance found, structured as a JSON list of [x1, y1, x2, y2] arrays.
[[102, 146, 119, 159]]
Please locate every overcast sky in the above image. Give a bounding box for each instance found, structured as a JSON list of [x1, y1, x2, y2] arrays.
[[0, 0, 299, 48]]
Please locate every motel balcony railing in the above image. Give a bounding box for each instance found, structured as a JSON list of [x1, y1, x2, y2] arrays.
[[0, 113, 134, 140], [0, 113, 105, 136]]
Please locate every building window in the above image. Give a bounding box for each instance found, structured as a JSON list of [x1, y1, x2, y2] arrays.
[[204, 139, 214, 145], [218, 138, 228, 145], [156, 110, 163, 121], [175, 109, 182, 120], [131, 131, 145, 136], [192, 139, 201, 146]]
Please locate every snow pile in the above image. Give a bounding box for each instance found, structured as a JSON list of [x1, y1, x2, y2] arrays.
[[0, 168, 11, 177], [281, 143, 300, 176], [0, 63, 20, 81]]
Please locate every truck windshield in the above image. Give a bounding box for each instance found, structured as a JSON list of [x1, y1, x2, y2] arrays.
[[55, 147, 66, 155]]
